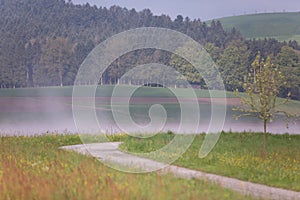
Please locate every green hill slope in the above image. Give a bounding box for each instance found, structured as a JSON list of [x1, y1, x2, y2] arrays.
[[211, 12, 300, 42]]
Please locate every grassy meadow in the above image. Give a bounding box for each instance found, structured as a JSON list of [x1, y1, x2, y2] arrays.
[[0, 134, 256, 200], [1, 132, 299, 199], [210, 12, 300, 43], [0, 85, 236, 98], [120, 132, 300, 191]]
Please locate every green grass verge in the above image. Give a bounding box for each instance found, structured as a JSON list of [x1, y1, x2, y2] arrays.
[[119, 132, 300, 191], [0, 134, 256, 200]]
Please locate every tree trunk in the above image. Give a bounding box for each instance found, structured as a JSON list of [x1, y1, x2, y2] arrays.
[[263, 119, 267, 155], [27, 65, 34, 87], [60, 76, 63, 87]]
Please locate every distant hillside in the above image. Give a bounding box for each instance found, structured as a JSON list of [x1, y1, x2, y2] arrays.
[[211, 12, 300, 43]]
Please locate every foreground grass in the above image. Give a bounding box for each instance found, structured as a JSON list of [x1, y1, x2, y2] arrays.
[[120, 132, 300, 191], [0, 134, 255, 200]]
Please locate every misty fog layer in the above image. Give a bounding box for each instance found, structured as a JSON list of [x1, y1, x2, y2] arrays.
[[0, 95, 299, 136]]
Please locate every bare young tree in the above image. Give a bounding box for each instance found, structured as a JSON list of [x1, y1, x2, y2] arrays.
[[233, 52, 296, 154]]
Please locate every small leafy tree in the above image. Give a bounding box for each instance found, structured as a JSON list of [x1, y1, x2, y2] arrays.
[[234, 52, 295, 154]]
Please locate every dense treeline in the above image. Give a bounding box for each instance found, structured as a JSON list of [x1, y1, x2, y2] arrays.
[[0, 0, 300, 99]]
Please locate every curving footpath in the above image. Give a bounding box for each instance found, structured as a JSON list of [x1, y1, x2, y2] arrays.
[[61, 142, 300, 200]]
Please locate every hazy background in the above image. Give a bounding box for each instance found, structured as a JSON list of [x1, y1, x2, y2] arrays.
[[72, 0, 300, 20]]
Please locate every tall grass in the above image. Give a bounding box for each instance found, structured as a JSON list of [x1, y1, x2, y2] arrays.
[[0, 134, 255, 200]]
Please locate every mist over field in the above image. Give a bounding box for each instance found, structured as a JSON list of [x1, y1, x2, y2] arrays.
[[0, 87, 299, 135]]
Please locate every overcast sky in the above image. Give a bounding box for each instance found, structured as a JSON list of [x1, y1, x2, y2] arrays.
[[71, 0, 300, 20]]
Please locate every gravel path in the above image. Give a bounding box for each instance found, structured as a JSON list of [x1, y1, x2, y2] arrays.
[[61, 142, 300, 200]]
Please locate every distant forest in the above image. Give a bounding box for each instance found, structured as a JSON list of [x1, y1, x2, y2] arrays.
[[1, 0, 300, 99]]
